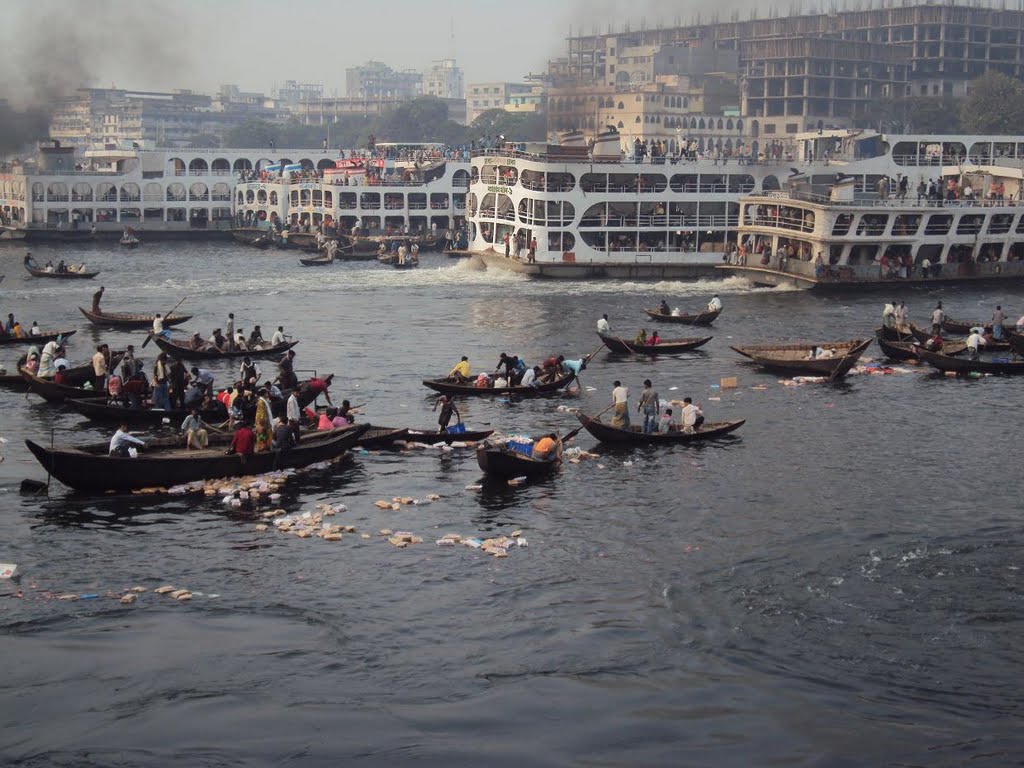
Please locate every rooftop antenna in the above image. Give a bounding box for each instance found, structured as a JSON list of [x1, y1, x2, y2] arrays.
[[448, 16, 456, 60]]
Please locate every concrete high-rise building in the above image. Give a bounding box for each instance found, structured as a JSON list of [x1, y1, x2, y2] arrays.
[[345, 61, 422, 100], [423, 58, 464, 100]]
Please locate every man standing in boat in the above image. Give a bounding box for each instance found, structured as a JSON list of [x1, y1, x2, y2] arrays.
[[930, 302, 946, 335], [91, 286, 104, 313]]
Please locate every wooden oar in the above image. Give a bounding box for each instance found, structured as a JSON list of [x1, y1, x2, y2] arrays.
[[142, 296, 187, 349], [560, 402, 615, 443]]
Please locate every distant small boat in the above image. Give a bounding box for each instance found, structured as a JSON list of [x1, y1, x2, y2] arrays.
[[25, 264, 99, 279], [119, 235, 141, 248], [0, 328, 77, 347], [643, 307, 721, 325]]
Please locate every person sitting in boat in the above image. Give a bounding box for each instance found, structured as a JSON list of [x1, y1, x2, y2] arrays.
[[520, 365, 539, 388], [634, 329, 648, 346], [29, 321, 40, 336], [678, 397, 704, 434], [923, 333, 944, 353], [123, 372, 150, 408], [659, 299, 671, 315], [56, 260, 66, 273], [23, 253, 36, 269], [109, 424, 145, 457], [270, 326, 287, 347], [648, 331, 661, 346], [336, 400, 356, 425], [106, 370, 124, 404], [532, 434, 558, 461], [707, 294, 722, 312], [474, 372, 491, 389], [52, 363, 69, 385], [227, 421, 255, 456], [180, 408, 210, 450], [249, 326, 265, 348], [10, 321, 25, 338], [317, 407, 338, 430], [233, 328, 248, 351], [658, 408, 674, 433], [23, 350, 39, 374], [448, 356, 471, 383], [811, 346, 836, 359], [209, 328, 227, 351], [188, 332, 207, 351]]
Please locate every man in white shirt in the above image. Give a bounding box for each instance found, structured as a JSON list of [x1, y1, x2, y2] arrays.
[[611, 380, 629, 428], [520, 366, 537, 388], [707, 294, 722, 312], [597, 314, 610, 333], [109, 424, 145, 457], [930, 302, 945, 335], [679, 397, 704, 433], [271, 326, 286, 346], [286, 391, 301, 423], [966, 329, 985, 360]]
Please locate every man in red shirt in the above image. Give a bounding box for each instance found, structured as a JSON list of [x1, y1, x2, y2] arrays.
[[228, 421, 255, 455], [300, 373, 334, 406]]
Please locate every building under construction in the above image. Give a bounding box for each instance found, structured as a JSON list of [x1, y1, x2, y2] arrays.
[[555, 2, 1024, 138]]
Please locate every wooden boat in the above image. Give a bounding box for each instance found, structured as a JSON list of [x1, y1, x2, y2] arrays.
[[25, 423, 370, 494], [475, 436, 561, 480], [299, 256, 335, 267], [1, 351, 125, 387], [598, 332, 711, 355], [574, 413, 745, 444], [643, 307, 721, 325], [877, 324, 930, 343], [913, 346, 1024, 376], [731, 338, 873, 380], [422, 372, 575, 397], [25, 264, 99, 279], [1009, 332, 1024, 356], [64, 397, 227, 426], [0, 329, 76, 346], [876, 334, 966, 361], [119, 235, 140, 248], [151, 335, 298, 360], [391, 260, 419, 269], [21, 369, 106, 403], [79, 307, 192, 328], [942, 318, 1002, 336]]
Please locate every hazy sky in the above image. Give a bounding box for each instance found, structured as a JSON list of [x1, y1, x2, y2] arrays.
[[0, 0, 772, 99]]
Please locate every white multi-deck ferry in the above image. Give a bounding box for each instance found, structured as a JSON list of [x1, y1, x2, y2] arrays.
[[9, 129, 1024, 287], [720, 167, 1024, 290]]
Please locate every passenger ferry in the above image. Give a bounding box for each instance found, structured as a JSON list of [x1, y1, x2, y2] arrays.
[[720, 167, 1024, 290], [2, 142, 469, 242]]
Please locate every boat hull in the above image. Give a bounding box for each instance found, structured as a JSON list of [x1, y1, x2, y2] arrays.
[[0, 329, 76, 346], [731, 338, 872, 379], [914, 346, 1024, 375], [25, 424, 369, 493], [598, 332, 711, 354], [64, 398, 226, 426], [575, 414, 745, 444], [79, 307, 192, 328], [422, 373, 574, 397], [152, 336, 298, 360], [643, 308, 720, 325], [475, 443, 559, 479]]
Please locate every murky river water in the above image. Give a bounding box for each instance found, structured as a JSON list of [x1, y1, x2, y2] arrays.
[[1, 241, 1022, 766]]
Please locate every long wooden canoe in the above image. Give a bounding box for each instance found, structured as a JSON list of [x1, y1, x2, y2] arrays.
[[422, 372, 575, 397], [877, 324, 930, 343], [64, 397, 227, 426], [0, 329, 76, 347], [941, 317, 1003, 336], [25, 423, 369, 493], [1, 351, 125, 387], [598, 332, 711, 355], [731, 338, 872, 380], [356, 426, 495, 448], [914, 345, 1024, 376], [574, 413, 745, 444], [21, 369, 107, 403], [476, 437, 561, 480], [875, 334, 966, 361], [643, 307, 720, 325], [25, 265, 99, 279], [152, 335, 298, 360], [79, 307, 192, 328]]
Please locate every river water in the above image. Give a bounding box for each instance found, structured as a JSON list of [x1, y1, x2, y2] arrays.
[[1, 242, 1022, 766]]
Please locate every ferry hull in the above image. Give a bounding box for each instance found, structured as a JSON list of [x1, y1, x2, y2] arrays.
[[476, 252, 719, 280], [718, 265, 1024, 292]]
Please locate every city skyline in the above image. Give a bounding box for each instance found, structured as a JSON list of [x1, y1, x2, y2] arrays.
[[0, 0, 775, 100]]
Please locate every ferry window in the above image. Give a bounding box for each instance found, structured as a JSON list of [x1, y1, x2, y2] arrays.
[[988, 214, 1013, 235], [360, 193, 380, 209], [669, 174, 698, 193], [893, 214, 921, 236], [957, 214, 984, 235], [855, 214, 888, 236], [761, 176, 781, 192], [639, 174, 667, 193], [829, 245, 844, 264], [924, 214, 952, 235], [831, 213, 854, 236], [581, 203, 605, 226], [1015, 215, 1024, 234]]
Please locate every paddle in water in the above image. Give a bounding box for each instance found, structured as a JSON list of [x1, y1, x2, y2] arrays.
[[142, 296, 187, 349]]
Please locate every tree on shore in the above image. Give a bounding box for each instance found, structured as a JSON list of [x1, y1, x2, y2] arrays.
[[960, 71, 1024, 134]]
